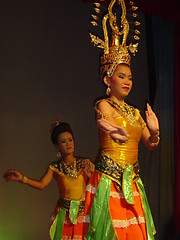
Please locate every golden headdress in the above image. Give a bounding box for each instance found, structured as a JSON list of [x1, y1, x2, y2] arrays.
[[89, 0, 140, 80]]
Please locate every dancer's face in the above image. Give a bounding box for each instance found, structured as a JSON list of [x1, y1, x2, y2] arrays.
[[57, 132, 74, 156], [105, 64, 132, 99]]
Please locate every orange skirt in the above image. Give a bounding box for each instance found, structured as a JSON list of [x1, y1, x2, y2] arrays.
[[83, 172, 147, 240], [63, 213, 83, 240], [51, 206, 84, 240]]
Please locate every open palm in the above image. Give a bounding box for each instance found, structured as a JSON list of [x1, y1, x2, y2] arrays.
[[145, 103, 159, 132], [97, 119, 128, 143]]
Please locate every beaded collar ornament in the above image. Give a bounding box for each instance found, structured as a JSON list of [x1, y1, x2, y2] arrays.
[[89, 0, 140, 80]]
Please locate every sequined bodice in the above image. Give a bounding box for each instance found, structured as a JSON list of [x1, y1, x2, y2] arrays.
[[56, 173, 86, 200], [49, 158, 87, 200], [99, 115, 143, 166]]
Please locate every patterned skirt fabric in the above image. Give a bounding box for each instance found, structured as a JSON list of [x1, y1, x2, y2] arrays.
[[50, 206, 84, 240], [83, 171, 148, 240]]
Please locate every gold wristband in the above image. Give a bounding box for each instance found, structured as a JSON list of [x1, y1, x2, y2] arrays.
[[20, 175, 28, 184], [147, 136, 160, 147], [150, 130, 160, 137]]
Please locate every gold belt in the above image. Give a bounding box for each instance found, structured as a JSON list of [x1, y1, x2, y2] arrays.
[[57, 198, 85, 215], [95, 152, 140, 191]]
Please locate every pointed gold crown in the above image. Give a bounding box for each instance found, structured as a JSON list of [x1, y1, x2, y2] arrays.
[[89, 0, 140, 80]]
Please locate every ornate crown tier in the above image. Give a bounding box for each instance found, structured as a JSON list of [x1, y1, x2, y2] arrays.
[[89, 0, 140, 80]]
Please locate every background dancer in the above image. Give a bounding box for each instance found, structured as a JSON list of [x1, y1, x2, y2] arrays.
[[4, 121, 94, 240]]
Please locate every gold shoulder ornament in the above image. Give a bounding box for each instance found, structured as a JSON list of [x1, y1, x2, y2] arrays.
[[89, 0, 140, 80]]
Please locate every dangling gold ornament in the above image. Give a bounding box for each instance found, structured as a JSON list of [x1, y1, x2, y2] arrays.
[[49, 119, 60, 133], [56, 150, 61, 158], [106, 86, 111, 95]]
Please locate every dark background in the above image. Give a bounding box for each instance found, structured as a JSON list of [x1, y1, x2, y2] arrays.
[[0, 1, 159, 239]]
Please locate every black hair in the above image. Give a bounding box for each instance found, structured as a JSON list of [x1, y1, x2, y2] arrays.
[[102, 70, 107, 82], [51, 122, 73, 145]]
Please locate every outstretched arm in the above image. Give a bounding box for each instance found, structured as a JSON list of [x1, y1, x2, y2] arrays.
[[3, 168, 54, 190], [141, 103, 160, 150], [97, 118, 128, 143]]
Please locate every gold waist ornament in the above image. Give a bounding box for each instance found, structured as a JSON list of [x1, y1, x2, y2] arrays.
[[95, 152, 140, 191], [57, 198, 85, 215]]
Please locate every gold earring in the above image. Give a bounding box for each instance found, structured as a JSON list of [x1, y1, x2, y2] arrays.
[[56, 150, 61, 158], [106, 86, 111, 95]]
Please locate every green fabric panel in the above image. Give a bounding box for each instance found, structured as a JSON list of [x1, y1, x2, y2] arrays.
[[123, 164, 135, 204], [69, 200, 79, 224], [49, 208, 66, 240], [137, 178, 156, 240], [86, 175, 118, 240]]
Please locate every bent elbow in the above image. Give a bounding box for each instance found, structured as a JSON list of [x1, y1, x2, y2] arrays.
[[38, 181, 49, 190], [36, 183, 46, 190]]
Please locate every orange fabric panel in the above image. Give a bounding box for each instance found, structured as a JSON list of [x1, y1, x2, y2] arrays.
[[62, 213, 84, 239], [115, 223, 147, 240], [83, 172, 147, 239]]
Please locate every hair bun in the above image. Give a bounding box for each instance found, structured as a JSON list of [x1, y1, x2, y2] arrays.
[[50, 121, 73, 145], [49, 119, 60, 133]]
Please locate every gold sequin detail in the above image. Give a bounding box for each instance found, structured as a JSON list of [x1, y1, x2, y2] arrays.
[[49, 158, 87, 179], [95, 152, 140, 191], [106, 98, 136, 125], [57, 198, 85, 215], [95, 109, 111, 120]]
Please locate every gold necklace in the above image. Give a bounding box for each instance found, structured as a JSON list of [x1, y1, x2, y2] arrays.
[[106, 98, 136, 125], [61, 159, 77, 178]]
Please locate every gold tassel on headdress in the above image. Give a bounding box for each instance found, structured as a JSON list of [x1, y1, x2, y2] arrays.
[[89, 0, 140, 80], [49, 119, 60, 133]]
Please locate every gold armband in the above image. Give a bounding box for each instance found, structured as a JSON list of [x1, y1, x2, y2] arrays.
[[96, 109, 111, 119], [20, 175, 28, 184]]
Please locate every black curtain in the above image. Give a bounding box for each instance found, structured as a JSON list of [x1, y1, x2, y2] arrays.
[[144, 16, 174, 240]]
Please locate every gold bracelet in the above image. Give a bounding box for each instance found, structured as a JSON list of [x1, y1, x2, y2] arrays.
[[20, 175, 28, 184], [147, 136, 160, 147], [150, 130, 160, 137]]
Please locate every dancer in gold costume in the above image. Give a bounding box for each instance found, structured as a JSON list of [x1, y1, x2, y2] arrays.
[[83, 1, 159, 239], [4, 121, 94, 240]]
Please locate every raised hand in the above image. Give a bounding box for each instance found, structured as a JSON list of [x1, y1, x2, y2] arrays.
[[97, 118, 128, 143], [85, 160, 94, 178], [145, 103, 159, 133], [3, 170, 23, 182]]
